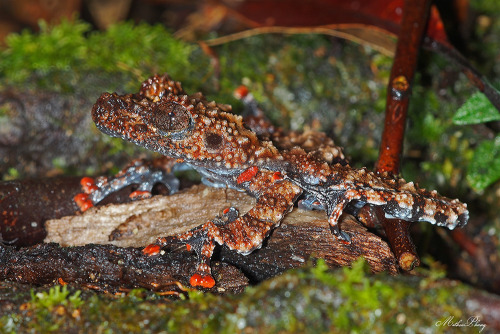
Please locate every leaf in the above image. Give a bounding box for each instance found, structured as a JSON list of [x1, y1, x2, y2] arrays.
[[453, 92, 500, 125], [467, 136, 500, 190]]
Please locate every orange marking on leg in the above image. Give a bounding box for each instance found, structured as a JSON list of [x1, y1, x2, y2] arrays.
[[237, 166, 259, 184], [223, 207, 230, 214], [190, 273, 215, 288], [272, 171, 283, 182], [143, 244, 161, 256], [186, 244, 192, 251]]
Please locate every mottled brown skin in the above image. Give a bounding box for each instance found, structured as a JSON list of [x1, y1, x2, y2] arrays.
[[91, 74, 468, 288]]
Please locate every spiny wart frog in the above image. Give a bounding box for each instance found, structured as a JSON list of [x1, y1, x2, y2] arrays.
[[89, 74, 468, 288]]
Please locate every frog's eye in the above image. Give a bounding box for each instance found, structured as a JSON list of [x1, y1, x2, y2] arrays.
[[150, 101, 192, 137]]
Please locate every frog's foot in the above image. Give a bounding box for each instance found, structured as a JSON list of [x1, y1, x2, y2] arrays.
[[328, 201, 351, 244], [143, 213, 280, 289], [149, 206, 249, 288], [329, 224, 352, 244], [142, 223, 218, 289], [74, 158, 179, 212], [220, 207, 240, 223], [184, 207, 239, 288], [326, 192, 360, 245]]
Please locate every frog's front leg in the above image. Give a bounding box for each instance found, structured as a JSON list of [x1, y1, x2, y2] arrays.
[[74, 157, 179, 211], [144, 176, 302, 288]]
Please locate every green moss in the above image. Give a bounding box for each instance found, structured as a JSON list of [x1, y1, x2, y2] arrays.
[[30, 285, 84, 310], [0, 285, 85, 333], [0, 19, 203, 93], [471, 0, 500, 12], [1, 260, 482, 333], [0, 20, 90, 86]]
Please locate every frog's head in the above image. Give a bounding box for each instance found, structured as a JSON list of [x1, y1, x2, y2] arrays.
[[92, 91, 198, 158], [92, 89, 279, 167]]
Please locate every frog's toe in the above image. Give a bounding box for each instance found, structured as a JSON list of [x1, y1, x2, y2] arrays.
[[143, 243, 162, 256], [142, 236, 178, 256], [129, 190, 152, 200], [221, 207, 240, 223], [74, 193, 94, 212], [330, 225, 352, 244], [338, 231, 352, 244], [189, 272, 216, 288]]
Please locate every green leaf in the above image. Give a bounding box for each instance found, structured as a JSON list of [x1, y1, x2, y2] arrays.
[[467, 136, 500, 190], [453, 92, 500, 125]]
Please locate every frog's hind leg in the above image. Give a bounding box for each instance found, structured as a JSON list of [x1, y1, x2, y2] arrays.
[[144, 179, 302, 288], [143, 223, 219, 288]]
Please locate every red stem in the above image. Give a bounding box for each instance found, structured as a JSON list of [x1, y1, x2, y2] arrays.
[[376, 0, 432, 173], [375, 0, 432, 270]]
